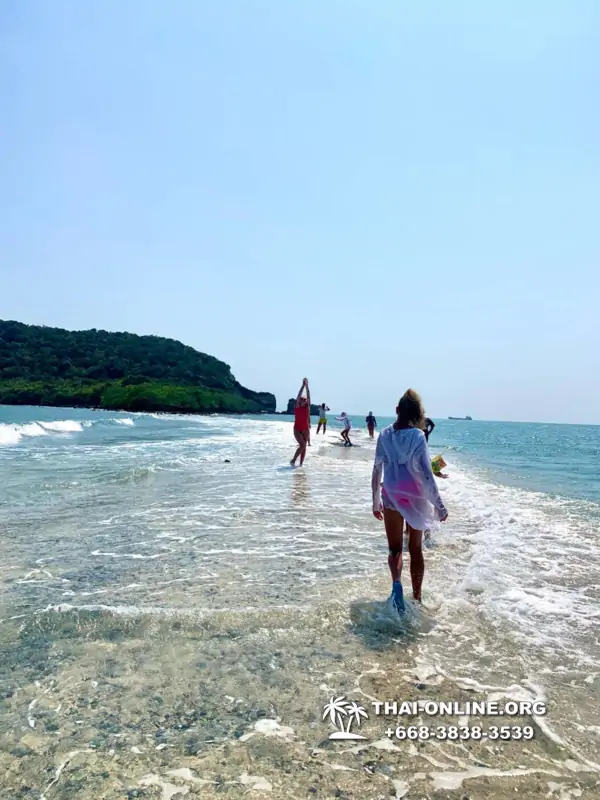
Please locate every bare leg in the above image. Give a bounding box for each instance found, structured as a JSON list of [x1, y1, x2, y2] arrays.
[[291, 429, 307, 465], [383, 506, 408, 613], [299, 436, 307, 464], [316, 422, 322, 435], [323, 422, 327, 434], [383, 507, 405, 582], [407, 525, 424, 601]]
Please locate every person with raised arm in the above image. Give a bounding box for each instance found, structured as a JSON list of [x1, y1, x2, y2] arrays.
[[423, 417, 435, 442], [336, 412, 352, 446], [290, 378, 311, 466], [371, 389, 448, 614]]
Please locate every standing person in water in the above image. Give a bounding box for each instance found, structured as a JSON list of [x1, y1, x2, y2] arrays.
[[316, 403, 330, 435], [366, 411, 377, 439], [423, 417, 435, 442], [336, 412, 352, 446], [371, 389, 448, 613], [422, 417, 439, 545], [290, 379, 311, 466]]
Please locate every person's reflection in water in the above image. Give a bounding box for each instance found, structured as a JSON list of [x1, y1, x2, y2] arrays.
[[291, 468, 310, 506]]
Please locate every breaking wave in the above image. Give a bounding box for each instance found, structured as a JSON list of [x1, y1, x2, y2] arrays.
[[0, 416, 136, 446]]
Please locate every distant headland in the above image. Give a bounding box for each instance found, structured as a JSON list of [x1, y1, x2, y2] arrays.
[[0, 320, 276, 415], [281, 398, 321, 417]]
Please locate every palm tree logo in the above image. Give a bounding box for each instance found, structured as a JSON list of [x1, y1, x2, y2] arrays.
[[322, 695, 368, 740]]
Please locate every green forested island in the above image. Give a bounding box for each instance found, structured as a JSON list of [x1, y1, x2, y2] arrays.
[[0, 320, 276, 414]]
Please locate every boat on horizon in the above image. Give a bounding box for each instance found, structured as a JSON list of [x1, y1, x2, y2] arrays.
[[448, 415, 473, 421]]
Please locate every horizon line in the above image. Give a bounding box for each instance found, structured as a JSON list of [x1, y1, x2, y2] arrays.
[[275, 411, 599, 427]]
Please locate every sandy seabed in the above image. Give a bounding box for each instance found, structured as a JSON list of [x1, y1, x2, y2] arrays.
[[2, 585, 599, 800]]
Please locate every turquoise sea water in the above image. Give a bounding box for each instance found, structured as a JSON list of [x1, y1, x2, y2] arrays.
[[1, 405, 600, 798], [342, 413, 600, 504]]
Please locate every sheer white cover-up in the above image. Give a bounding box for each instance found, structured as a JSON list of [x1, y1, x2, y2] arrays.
[[372, 425, 447, 530]]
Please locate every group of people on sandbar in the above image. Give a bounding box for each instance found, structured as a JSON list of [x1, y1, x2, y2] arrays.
[[290, 380, 379, 462], [290, 379, 449, 616], [290, 379, 353, 463]]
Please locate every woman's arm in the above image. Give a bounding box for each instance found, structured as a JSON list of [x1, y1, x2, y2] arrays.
[[372, 433, 384, 518], [415, 438, 448, 519], [371, 464, 383, 516], [295, 381, 305, 407]]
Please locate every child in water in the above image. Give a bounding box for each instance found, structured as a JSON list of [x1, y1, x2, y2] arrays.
[[336, 412, 352, 446], [371, 389, 448, 613]]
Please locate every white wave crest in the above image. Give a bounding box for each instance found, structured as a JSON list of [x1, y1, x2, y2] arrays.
[[0, 419, 84, 446], [87, 417, 135, 427], [0, 421, 50, 445], [0, 424, 24, 446], [40, 420, 84, 433], [20, 422, 49, 437]]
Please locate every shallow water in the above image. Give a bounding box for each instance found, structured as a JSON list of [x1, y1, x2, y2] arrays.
[[1, 408, 600, 798]]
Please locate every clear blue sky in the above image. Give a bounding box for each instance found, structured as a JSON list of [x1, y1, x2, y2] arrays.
[[1, 1, 599, 423]]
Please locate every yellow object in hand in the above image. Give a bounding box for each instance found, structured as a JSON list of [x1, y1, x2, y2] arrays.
[[431, 455, 447, 474]]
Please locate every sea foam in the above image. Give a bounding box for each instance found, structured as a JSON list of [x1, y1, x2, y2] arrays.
[[39, 420, 84, 433], [0, 416, 137, 446]]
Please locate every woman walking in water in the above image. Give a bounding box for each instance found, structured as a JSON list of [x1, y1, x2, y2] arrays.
[[366, 411, 377, 439], [290, 379, 311, 467], [371, 389, 448, 613]]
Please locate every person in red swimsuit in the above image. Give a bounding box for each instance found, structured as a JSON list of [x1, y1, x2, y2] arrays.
[[291, 378, 311, 467]]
